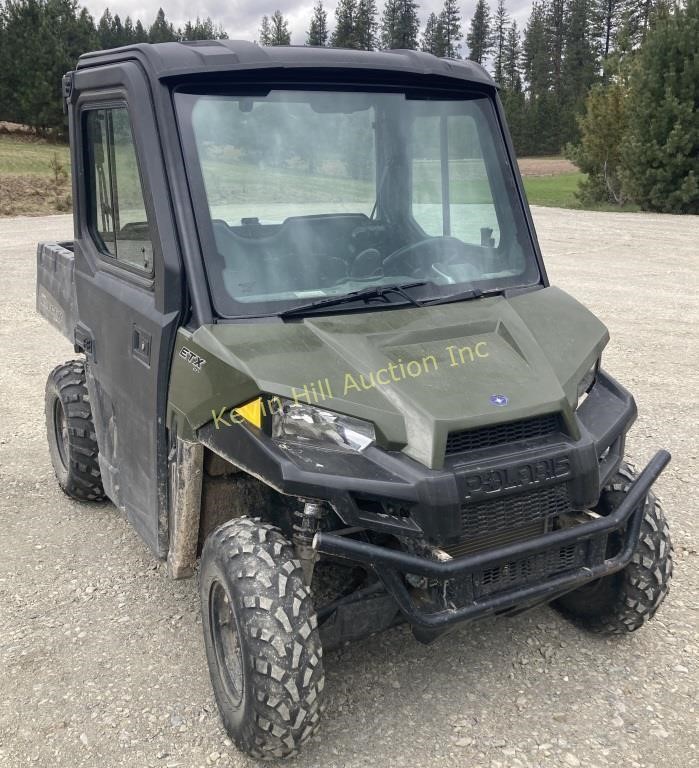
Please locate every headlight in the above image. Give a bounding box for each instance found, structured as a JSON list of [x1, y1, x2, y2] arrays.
[[271, 399, 376, 452], [576, 360, 599, 407]]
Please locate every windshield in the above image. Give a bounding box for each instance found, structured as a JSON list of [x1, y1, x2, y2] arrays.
[[175, 87, 540, 318]]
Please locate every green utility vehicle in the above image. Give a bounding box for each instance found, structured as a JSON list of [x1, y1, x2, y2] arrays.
[[37, 41, 672, 759]]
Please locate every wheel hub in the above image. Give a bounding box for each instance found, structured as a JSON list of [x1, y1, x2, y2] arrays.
[[209, 580, 244, 707]]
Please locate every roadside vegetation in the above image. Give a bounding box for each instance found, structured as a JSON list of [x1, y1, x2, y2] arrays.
[[567, 0, 698, 213]]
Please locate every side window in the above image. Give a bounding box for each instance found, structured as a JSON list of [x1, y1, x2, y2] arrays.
[[85, 107, 154, 273], [411, 113, 501, 247]]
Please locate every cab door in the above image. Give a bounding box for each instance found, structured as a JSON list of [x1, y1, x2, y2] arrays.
[[71, 64, 183, 556]]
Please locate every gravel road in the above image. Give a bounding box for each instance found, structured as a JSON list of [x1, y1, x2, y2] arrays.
[[1, 209, 698, 768]]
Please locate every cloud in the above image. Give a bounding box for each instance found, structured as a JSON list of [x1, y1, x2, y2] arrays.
[[83, 1, 534, 48]]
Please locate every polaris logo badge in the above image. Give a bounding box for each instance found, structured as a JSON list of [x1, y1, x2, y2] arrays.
[[462, 456, 572, 500], [490, 394, 509, 406], [179, 346, 206, 372]]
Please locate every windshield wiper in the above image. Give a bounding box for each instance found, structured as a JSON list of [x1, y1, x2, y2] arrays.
[[278, 281, 426, 319], [421, 287, 505, 306]]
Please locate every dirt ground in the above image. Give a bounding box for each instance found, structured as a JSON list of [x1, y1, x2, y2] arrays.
[[1, 209, 698, 768], [517, 157, 578, 176]]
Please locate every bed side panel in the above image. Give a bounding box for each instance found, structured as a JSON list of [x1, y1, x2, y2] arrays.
[[36, 241, 77, 342]]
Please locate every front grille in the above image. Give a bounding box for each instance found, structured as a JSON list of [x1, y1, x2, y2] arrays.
[[446, 414, 562, 455], [459, 483, 571, 542], [476, 542, 585, 597], [443, 519, 547, 559]]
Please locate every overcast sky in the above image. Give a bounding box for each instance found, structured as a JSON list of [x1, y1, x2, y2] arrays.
[[83, 1, 534, 50]]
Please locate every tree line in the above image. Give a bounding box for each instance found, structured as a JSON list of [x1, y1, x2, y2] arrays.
[[0, 1, 226, 134], [260, 0, 696, 212], [259, 0, 674, 156], [0, 0, 695, 212], [0, 0, 671, 148]]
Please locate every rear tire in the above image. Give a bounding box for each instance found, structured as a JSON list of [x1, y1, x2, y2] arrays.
[[200, 517, 325, 759], [553, 462, 672, 634], [45, 360, 105, 501]]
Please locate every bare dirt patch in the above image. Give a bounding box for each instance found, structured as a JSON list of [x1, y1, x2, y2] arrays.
[[0, 121, 34, 136], [0, 174, 71, 216], [518, 156, 578, 176]]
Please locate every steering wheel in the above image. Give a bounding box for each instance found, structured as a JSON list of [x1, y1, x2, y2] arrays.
[[382, 236, 466, 275]]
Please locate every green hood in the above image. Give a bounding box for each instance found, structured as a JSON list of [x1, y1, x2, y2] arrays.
[[168, 286, 608, 470]]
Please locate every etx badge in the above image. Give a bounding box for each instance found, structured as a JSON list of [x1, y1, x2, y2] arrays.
[[490, 394, 509, 407]]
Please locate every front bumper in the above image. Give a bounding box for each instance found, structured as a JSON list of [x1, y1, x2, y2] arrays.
[[313, 450, 670, 628], [199, 371, 636, 542], [197, 370, 668, 627]]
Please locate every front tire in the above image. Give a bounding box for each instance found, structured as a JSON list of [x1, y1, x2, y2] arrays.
[[554, 462, 672, 634], [45, 360, 105, 501], [200, 517, 325, 759]]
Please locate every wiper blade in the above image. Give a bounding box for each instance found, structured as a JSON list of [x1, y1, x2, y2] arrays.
[[279, 281, 427, 319], [421, 287, 504, 306]]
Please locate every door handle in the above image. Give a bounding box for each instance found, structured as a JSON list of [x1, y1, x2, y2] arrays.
[[132, 325, 151, 366]]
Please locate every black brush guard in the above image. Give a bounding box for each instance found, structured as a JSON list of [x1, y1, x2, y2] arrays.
[[313, 450, 671, 629]]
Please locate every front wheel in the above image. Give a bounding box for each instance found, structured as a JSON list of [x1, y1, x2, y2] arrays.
[[200, 517, 325, 759], [553, 462, 672, 634]]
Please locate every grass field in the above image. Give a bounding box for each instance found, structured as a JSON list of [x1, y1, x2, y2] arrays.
[[523, 172, 584, 208], [523, 171, 640, 212], [0, 134, 639, 216], [0, 134, 70, 175]]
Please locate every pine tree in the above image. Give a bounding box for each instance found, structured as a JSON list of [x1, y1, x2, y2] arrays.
[[149, 8, 176, 43], [597, 0, 623, 61], [561, 0, 600, 144], [381, 0, 400, 47], [97, 8, 115, 48], [466, 0, 493, 65], [501, 88, 527, 151], [499, 18, 526, 151], [502, 21, 522, 91], [307, 1, 329, 46], [182, 17, 227, 41], [259, 15, 272, 45], [381, 0, 420, 49], [112, 13, 124, 44], [123, 16, 135, 43], [492, 0, 509, 83], [269, 9, 291, 45], [567, 80, 629, 204], [619, 0, 670, 48], [134, 19, 147, 42], [439, 0, 462, 57], [523, 1, 566, 153], [548, 0, 565, 95], [332, 0, 358, 47], [356, 0, 378, 49], [620, 0, 698, 212], [421, 12, 443, 54], [523, 1, 551, 97]]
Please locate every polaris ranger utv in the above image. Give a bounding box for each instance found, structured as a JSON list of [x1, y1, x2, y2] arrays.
[[37, 41, 672, 759]]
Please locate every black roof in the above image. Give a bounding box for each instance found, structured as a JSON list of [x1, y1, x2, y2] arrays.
[[76, 40, 495, 87]]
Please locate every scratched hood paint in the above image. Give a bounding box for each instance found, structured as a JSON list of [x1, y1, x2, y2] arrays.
[[168, 286, 608, 469]]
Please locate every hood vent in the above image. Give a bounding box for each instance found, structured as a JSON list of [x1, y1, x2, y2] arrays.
[[446, 413, 562, 456]]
